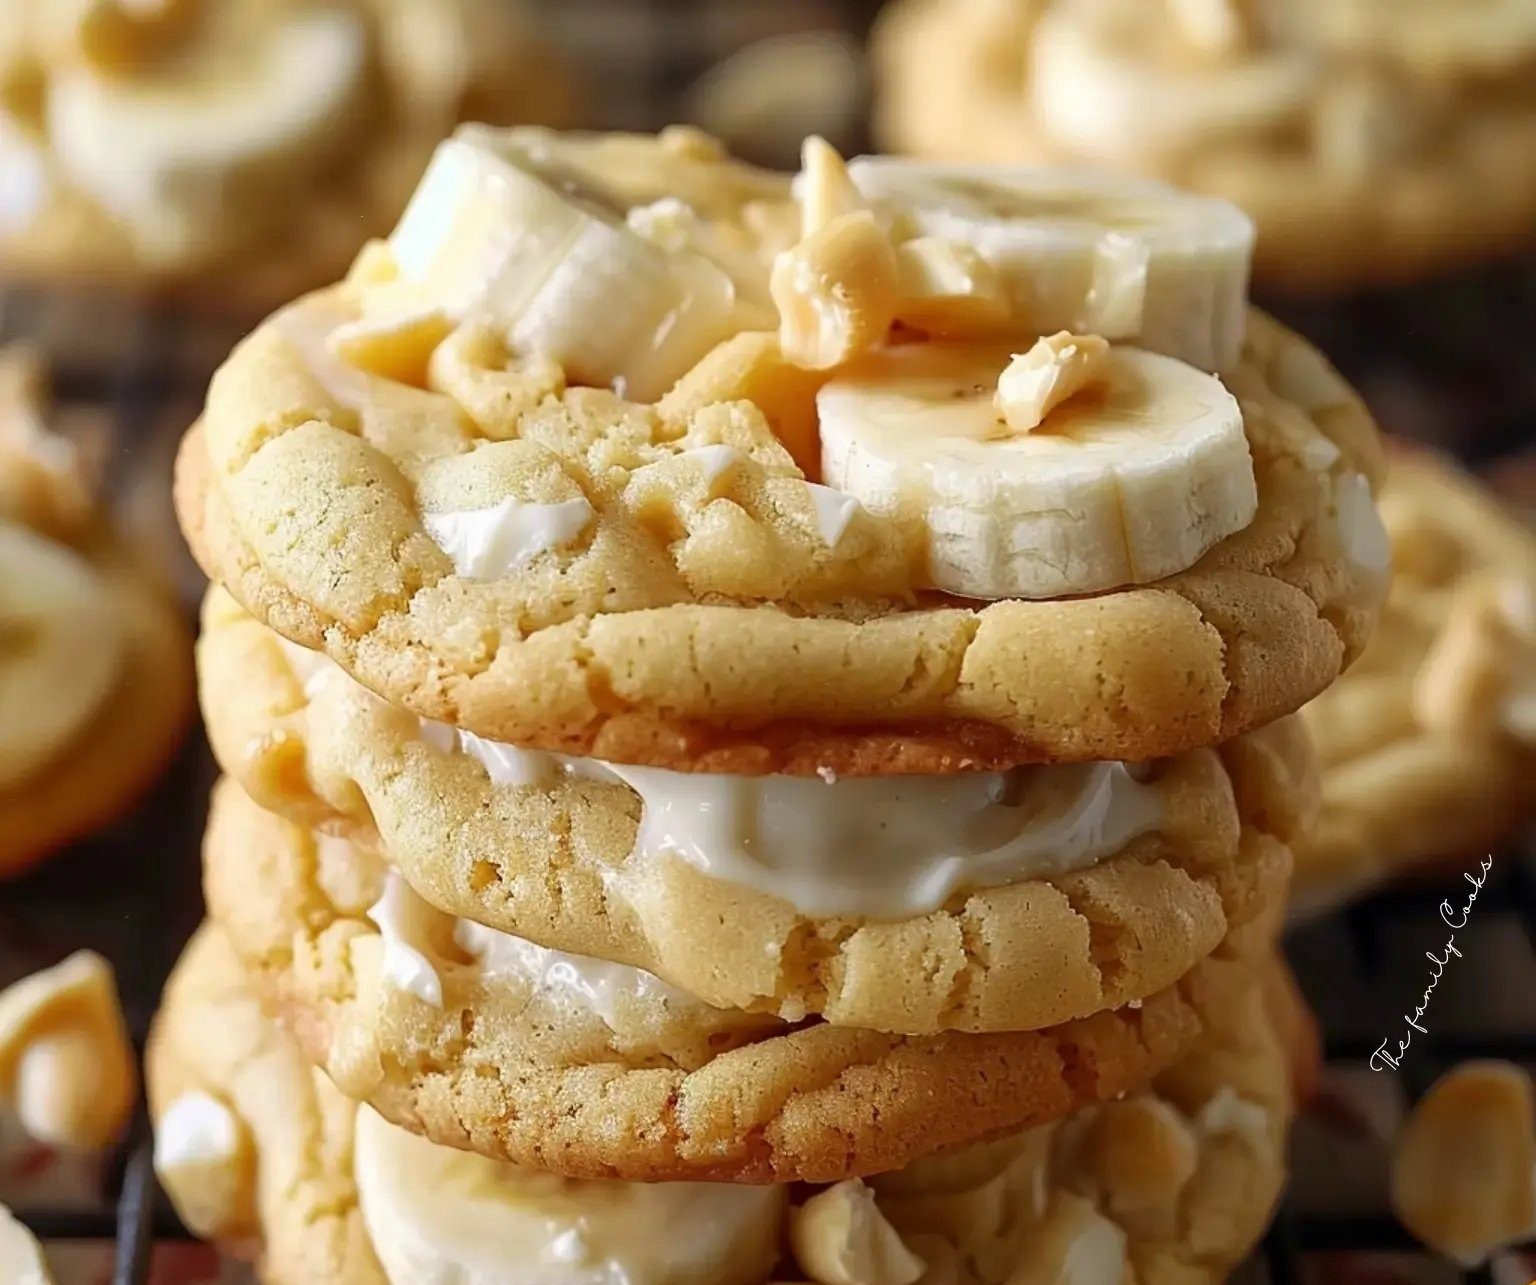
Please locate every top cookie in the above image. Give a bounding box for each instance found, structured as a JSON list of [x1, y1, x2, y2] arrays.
[[0, 0, 570, 311], [178, 126, 1386, 770], [874, 0, 1536, 292]]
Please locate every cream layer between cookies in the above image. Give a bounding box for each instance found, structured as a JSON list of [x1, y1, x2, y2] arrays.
[[280, 639, 1166, 921]]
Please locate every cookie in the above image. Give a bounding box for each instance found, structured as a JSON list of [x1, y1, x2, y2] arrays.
[[201, 776, 1281, 1183], [149, 920, 1295, 1285], [1295, 450, 1536, 910], [197, 589, 1308, 1035], [177, 282, 1385, 768], [0, 0, 571, 314], [146, 924, 385, 1285], [874, 0, 1536, 292], [0, 350, 191, 876]]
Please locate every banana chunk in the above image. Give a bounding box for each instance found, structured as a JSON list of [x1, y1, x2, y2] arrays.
[[385, 127, 779, 401], [0, 523, 125, 790], [847, 159, 1254, 372], [353, 1104, 785, 1285], [818, 340, 1256, 599]]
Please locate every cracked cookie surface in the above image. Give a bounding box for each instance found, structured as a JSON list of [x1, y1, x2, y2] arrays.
[[178, 304, 1383, 769], [150, 919, 1295, 1285], [199, 590, 1308, 1034], [201, 776, 1280, 1183]]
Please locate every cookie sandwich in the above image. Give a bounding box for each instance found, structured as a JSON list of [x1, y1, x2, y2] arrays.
[[874, 0, 1536, 291], [0, 0, 571, 313], [1296, 449, 1536, 911], [170, 125, 1386, 1276], [0, 348, 190, 876]]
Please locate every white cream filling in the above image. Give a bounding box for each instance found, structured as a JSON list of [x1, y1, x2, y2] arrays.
[[425, 726, 1163, 918], [284, 640, 1163, 922], [453, 918, 701, 1026], [354, 1103, 785, 1285], [365, 870, 710, 1024]]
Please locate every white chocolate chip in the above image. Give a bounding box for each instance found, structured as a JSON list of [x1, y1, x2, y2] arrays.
[[1392, 1060, 1536, 1267], [995, 332, 1110, 435], [0, 952, 136, 1151], [153, 1092, 254, 1239], [790, 1180, 926, 1285]]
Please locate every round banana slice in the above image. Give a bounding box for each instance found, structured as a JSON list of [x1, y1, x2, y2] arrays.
[[353, 1104, 785, 1285], [1026, 0, 1319, 171], [385, 127, 780, 402], [0, 523, 125, 791], [46, 6, 367, 263], [818, 341, 1256, 600], [847, 158, 1253, 373]]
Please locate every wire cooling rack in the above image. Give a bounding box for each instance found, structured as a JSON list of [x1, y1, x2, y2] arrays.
[[3, 2, 1536, 1280]]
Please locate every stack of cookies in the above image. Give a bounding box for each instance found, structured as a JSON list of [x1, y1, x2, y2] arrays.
[[157, 125, 1386, 1283]]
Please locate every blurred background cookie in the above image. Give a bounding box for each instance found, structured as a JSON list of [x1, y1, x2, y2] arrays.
[[0, 0, 574, 317], [0, 346, 190, 877]]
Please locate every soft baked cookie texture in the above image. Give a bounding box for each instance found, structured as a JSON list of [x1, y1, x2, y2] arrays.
[[201, 775, 1280, 1183], [0, 349, 190, 875], [149, 922, 1296, 1285], [177, 129, 1386, 768], [874, 0, 1536, 290], [197, 589, 1310, 1036], [1295, 451, 1536, 910], [0, 0, 571, 309], [165, 125, 1368, 1272]]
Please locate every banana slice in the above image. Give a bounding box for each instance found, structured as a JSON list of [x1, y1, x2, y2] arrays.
[[847, 158, 1253, 372], [818, 340, 1256, 599], [45, 6, 367, 262], [1026, 0, 1318, 169], [0, 523, 125, 791], [384, 127, 779, 402], [353, 1104, 785, 1285]]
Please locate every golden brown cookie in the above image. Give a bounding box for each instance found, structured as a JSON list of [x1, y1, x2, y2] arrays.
[[1295, 450, 1536, 910], [197, 589, 1308, 1035], [146, 924, 386, 1285], [0, 349, 191, 876], [149, 920, 1295, 1285], [0, 0, 571, 314], [178, 292, 1384, 770], [874, 0, 1536, 292], [201, 776, 1281, 1184]]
